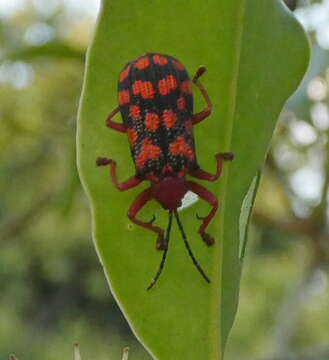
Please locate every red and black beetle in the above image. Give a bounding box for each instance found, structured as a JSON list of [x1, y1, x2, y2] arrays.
[[96, 53, 234, 289]]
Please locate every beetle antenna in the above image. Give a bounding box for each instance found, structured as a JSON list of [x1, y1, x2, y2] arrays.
[[174, 210, 210, 284], [147, 211, 173, 290]]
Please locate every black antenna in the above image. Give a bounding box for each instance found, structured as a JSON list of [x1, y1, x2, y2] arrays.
[[147, 211, 173, 290], [174, 210, 210, 283]]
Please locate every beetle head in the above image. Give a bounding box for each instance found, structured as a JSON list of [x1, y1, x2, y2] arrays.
[[151, 176, 188, 210]]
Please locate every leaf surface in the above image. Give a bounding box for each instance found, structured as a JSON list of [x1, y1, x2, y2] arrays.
[[77, 1, 309, 358]]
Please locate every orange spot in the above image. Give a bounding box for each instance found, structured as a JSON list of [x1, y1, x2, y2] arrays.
[[167, 75, 177, 90], [127, 128, 138, 146], [180, 80, 192, 94], [136, 151, 148, 169], [145, 112, 160, 131], [118, 90, 130, 105], [135, 56, 150, 70], [135, 139, 161, 168], [153, 55, 168, 65], [173, 60, 185, 70], [158, 75, 177, 96], [132, 80, 154, 99], [169, 136, 194, 160], [141, 81, 154, 99], [177, 96, 186, 111], [162, 109, 176, 129], [132, 80, 143, 95], [158, 79, 169, 96], [129, 105, 140, 120], [119, 65, 131, 82]]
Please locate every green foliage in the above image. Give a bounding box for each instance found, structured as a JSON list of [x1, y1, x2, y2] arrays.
[[78, 0, 309, 358], [6, 41, 84, 61]]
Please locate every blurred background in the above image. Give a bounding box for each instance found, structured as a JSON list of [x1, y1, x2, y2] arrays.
[[0, 0, 328, 359]]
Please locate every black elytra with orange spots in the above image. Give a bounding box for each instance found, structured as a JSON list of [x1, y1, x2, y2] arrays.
[[97, 52, 234, 290], [118, 53, 198, 178]]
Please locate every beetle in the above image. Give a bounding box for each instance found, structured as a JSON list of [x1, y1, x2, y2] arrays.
[[96, 53, 234, 289]]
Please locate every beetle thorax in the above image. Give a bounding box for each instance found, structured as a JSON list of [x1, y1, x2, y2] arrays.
[[150, 176, 188, 210]]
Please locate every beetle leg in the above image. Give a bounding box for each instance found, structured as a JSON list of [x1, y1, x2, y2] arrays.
[[187, 181, 218, 246], [147, 214, 156, 225], [128, 188, 166, 250], [189, 152, 234, 181], [96, 158, 142, 191], [192, 66, 212, 125], [105, 107, 126, 133]]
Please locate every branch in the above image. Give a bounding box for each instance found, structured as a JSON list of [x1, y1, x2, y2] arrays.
[[252, 209, 315, 237]]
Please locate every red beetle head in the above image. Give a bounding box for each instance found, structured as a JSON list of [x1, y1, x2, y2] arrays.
[[150, 176, 188, 210]]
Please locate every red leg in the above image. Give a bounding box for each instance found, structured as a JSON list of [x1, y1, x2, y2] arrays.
[[106, 107, 126, 133], [128, 188, 165, 250], [189, 152, 234, 181], [187, 181, 218, 246], [192, 66, 212, 125], [96, 157, 142, 191]]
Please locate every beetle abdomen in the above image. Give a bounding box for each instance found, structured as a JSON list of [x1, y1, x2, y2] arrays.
[[118, 53, 198, 178]]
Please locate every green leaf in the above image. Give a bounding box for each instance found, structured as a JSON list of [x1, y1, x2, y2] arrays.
[[77, 1, 309, 359], [239, 171, 261, 262]]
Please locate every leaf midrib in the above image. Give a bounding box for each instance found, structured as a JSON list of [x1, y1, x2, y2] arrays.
[[209, 1, 247, 358]]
